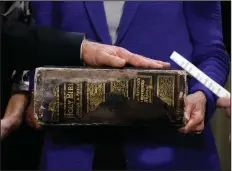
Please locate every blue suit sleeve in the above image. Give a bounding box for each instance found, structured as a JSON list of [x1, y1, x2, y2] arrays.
[[183, 2, 230, 121], [31, 1, 53, 27]]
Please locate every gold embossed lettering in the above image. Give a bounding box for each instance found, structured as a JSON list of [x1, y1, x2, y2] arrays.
[[66, 84, 74, 99], [68, 85, 73, 91], [133, 75, 152, 103], [66, 83, 74, 116], [66, 93, 73, 99], [67, 99, 73, 114]]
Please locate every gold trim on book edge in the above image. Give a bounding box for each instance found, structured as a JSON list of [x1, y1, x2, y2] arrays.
[[64, 83, 66, 117], [57, 86, 59, 119]]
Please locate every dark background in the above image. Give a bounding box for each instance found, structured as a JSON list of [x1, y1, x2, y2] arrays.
[[221, 2, 231, 57], [1, 1, 231, 170]]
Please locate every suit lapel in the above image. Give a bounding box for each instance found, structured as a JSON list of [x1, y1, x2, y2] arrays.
[[116, 2, 140, 44], [84, 1, 112, 44]]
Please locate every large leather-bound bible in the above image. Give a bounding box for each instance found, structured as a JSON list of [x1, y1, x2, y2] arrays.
[[33, 67, 188, 127]]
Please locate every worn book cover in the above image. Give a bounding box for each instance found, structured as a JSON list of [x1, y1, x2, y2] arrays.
[[33, 67, 188, 127]]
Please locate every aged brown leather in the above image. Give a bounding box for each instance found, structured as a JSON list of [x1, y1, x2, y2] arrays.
[[33, 67, 188, 127]]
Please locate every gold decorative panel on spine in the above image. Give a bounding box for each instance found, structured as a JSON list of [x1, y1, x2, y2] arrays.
[[110, 81, 129, 98], [157, 75, 175, 107], [86, 83, 106, 113]]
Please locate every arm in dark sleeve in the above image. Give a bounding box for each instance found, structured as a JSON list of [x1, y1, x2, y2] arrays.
[[183, 2, 230, 122], [2, 15, 85, 70]]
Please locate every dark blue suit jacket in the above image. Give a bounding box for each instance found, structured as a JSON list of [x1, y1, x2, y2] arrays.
[[31, 1, 230, 170]]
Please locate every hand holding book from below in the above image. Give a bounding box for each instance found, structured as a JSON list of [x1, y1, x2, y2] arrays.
[[179, 91, 207, 134], [1, 94, 28, 139], [217, 97, 231, 142], [217, 97, 231, 117], [26, 95, 40, 129]]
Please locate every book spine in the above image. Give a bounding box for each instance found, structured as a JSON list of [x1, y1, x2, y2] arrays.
[[44, 73, 183, 123]]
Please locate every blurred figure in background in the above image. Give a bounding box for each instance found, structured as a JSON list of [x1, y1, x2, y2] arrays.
[[29, 1, 230, 170], [1, 1, 169, 169]]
